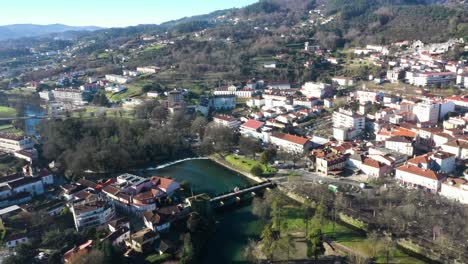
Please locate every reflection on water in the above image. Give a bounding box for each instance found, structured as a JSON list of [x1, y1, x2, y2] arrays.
[[146, 159, 264, 263]]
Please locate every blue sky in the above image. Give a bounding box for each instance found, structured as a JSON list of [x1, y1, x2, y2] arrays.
[[0, 0, 258, 27]]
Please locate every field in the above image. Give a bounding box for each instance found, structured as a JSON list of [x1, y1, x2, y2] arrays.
[[225, 154, 277, 175], [0, 106, 16, 118]]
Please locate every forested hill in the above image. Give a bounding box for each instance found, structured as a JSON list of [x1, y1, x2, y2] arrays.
[[77, 0, 467, 48]]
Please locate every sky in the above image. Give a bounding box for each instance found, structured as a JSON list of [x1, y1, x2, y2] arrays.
[[0, 0, 258, 28]]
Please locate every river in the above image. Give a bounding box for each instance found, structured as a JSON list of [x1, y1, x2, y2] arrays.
[[145, 159, 264, 264]]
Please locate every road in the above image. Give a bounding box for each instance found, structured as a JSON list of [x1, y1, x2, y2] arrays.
[[269, 167, 370, 198]]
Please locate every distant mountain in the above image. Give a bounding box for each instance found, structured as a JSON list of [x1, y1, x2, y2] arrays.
[[0, 24, 102, 41]]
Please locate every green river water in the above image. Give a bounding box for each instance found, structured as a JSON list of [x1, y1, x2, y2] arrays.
[[145, 159, 264, 263]]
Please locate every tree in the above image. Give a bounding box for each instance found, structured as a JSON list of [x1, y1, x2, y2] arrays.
[[180, 233, 194, 264], [244, 239, 260, 263], [69, 249, 105, 264], [250, 164, 263, 176], [252, 197, 271, 220], [239, 137, 261, 158], [259, 152, 268, 165], [151, 105, 169, 124], [307, 227, 325, 263], [261, 224, 275, 260], [190, 116, 208, 140]]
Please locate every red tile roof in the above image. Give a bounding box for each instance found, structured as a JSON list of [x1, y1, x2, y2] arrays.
[[272, 132, 309, 145], [396, 164, 445, 181], [214, 114, 237, 122], [158, 178, 175, 190], [363, 158, 384, 168], [241, 120, 265, 130], [408, 153, 431, 165]]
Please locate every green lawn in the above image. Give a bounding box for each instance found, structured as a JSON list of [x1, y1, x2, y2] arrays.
[[106, 79, 152, 102], [225, 154, 277, 175], [0, 124, 13, 131], [0, 106, 16, 118], [142, 45, 165, 52]]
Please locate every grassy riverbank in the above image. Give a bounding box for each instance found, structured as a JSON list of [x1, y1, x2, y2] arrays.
[[0, 106, 16, 118], [225, 154, 277, 175]]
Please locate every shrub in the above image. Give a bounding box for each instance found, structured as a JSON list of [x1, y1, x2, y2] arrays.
[[250, 165, 263, 176]]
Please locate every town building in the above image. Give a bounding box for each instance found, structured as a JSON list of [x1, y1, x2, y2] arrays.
[[240, 120, 265, 140], [213, 85, 254, 98], [315, 154, 348, 175], [332, 108, 365, 141], [51, 89, 90, 105], [123, 70, 141, 77], [269, 132, 312, 153], [386, 67, 405, 83], [405, 71, 456, 87], [385, 136, 414, 156], [356, 90, 383, 104], [332, 77, 354, 87], [102, 174, 180, 216], [0, 134, 33, 153], [441, 139, 468, 160], [125, 228, 159, 253], [105, 74, 133, 84], [70, 200, 116, 231], [137, 66, 160, 74], [440, 178, 468, 204], [211, 95, 236, 110], [360, 158, 392, 178], [301, 82, 331, 99], [213, 115, 241, 129], [395, 164, 446, 192]]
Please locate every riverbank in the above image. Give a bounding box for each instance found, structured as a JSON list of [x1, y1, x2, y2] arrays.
[[208, 155, 426, 263], [209, 154, 264, 183]]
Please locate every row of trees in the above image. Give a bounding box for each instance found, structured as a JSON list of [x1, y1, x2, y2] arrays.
[[294, 182, 468, 262]]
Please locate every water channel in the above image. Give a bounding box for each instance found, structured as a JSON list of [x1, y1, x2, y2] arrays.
[[145, 159, 264, 264]]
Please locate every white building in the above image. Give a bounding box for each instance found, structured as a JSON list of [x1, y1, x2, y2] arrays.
[[240, 120, 265, 139], [39, 90, 53, 101], [406, 71, 456, 87], [105, 85, 127, 94], [386, 67, 405, 83], [213, 115, 241, 129], [395, 164, 446, 192], [301, 82, 331, 99], [332, 77, 354, 87], [440, 178, 468, 204], [213, 85, 254, 98], [246, 96, 265, 108], [123, 70, 141, 77], [356, 90, 383, 103], [442, 139, 468, 160], [0, 134, 33, 153], [269, 132, 311, 153], [431, 151, 456, 173], [385, 136, 413, 156], [332, 108, 365, 141], [413, 101, 440, 123], [105, 74, 133, 84], [71, 200, 115, 231], [137, 66, 160, 74], [52, 89, 90, 105], [147, 92, 159, 98]]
